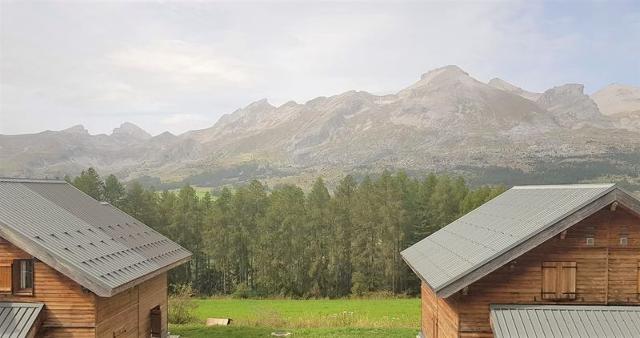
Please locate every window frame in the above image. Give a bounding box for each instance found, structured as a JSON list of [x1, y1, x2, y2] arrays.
[[12, 259, 34, 296]]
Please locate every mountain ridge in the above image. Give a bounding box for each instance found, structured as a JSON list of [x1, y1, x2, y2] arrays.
[[2, 66, 640, 188]]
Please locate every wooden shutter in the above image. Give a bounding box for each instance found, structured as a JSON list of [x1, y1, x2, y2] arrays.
[[559, 262, 577, 300], [637, 261, 640, 296], [542, 262, 558, 300], [0, 263, 11, 292], [150, 307, 162, 337]]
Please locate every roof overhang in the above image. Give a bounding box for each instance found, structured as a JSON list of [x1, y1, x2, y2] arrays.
[[403, 187, 640, 298], [0, 219, 191, 297]]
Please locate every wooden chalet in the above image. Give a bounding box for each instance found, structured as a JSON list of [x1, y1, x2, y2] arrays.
[[0, 178, 191, 337], [402, 184, 640, 337]]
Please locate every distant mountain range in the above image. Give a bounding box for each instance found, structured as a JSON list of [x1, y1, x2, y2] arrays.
[[2, 65, 640, 189]]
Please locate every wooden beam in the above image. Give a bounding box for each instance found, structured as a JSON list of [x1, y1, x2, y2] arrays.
[[615, 189, 640, 217], [436, 190, 617, 298]]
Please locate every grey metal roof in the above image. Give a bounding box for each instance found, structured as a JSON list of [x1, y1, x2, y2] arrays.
[[491, 304, 640, 338], [0, 302, 43, 338], [401, 184, 616, 296], [0, 178, 191, 297]]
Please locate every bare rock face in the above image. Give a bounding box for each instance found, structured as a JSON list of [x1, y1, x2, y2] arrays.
[[536, 84, 610, 128], [112, 122, 152, 140], [488, 78, 541, 101]]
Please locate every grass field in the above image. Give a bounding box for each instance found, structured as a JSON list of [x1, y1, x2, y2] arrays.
[[169, 298, 420, 338]]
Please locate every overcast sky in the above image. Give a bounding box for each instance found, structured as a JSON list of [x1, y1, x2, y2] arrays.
[[1, 1, 639, 136]]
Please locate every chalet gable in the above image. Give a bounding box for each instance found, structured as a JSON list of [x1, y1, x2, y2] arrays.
[[0, 178, 191, 297], [402, 183, 640, 298]]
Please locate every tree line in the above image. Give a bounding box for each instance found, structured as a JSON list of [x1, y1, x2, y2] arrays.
[[67, 168, 505, 297]]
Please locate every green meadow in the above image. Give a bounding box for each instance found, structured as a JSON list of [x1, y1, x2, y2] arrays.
[[169, 298, 420, 338]]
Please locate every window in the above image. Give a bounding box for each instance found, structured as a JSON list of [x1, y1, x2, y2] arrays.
[[620, 236, 629, 246], [150, 306, 162, 337], [13, 259, 33, 295], [542, 262, 576, 300]]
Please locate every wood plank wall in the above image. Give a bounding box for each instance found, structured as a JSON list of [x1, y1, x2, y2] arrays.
[[95, 273, 168, 338], [421, 282, 459, 337], [0, 239, 171, 338], [421, 205, 640, 337], [0, 241, 96, 337], [137, 273, 168, 338]]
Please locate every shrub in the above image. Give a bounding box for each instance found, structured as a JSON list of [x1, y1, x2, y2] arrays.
[[168, 283, 197, 324], [231, 282, 257, 299]]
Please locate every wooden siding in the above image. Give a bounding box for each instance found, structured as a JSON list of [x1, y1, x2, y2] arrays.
[[138, 273, 168, 338], [0, 238, 171, 338], [95, 273, 168, 338], [421, 282, 458, 337], [0, 240, 96, 337], [421, 205, 640, 337]]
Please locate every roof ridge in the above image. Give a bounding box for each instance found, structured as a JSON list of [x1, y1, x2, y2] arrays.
[[512, 183, 615, 190], [491, 304, 640, 311], [0, 177, 67, 184]]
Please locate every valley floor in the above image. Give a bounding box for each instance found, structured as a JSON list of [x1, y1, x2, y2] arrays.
[[169, 298, 420, 338]]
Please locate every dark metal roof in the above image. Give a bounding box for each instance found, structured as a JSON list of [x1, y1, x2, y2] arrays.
[[402, 184, 618, 297], [0, 302, 43, 338], [491, 304, 640, 338], [0, 179, 191, 297]]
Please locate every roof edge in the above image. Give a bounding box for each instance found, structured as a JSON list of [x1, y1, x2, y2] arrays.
[[491, 304, 640, 311], [512, 183, 615, 190], [0, 302, 44, 309], [0, 178, 66, 184], [108, 254, 191, 297], [400, 250, 438, 292], [434, 186, 620, 298]]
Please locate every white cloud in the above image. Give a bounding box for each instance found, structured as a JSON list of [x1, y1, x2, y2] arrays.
[[161, 113, 208, 125], [109, 40, 254, 86], [0, 1, 638, 136]]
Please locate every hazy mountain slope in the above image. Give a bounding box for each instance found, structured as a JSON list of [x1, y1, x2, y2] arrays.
[[488, 78, 542, 101], [592, 84, 640, 131], [1, 66, 639, 188], [0, 123, 203, 180], [593, 84, 640, 116]]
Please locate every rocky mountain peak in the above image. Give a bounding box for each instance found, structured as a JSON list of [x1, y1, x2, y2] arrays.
[[399, 65, 478, 99], [111, 122, 152, 140], [537, 84, 607, 128], [418, 65, 470, 83], [61, 124, 89, 135], [245, 98, 275, 111]]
